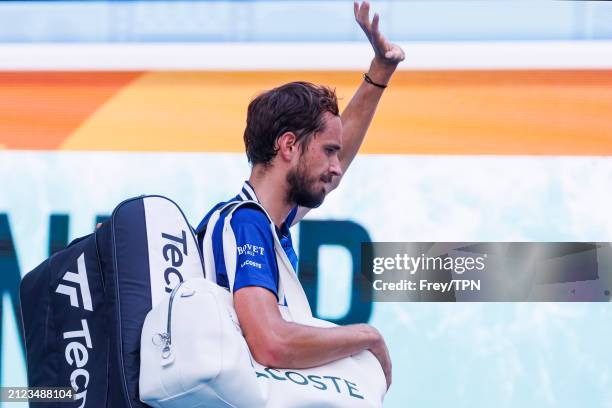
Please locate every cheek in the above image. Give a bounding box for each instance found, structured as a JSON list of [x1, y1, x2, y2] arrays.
[[314, 158, 329, 175], [303, 146, 330, 175]]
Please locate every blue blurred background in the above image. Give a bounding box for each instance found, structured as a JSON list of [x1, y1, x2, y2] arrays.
[[0, 0, 611, 43], [1, 1, 612, 408]]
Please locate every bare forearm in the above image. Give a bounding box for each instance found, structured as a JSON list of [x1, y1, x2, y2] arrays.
[[259, 322, 377, 369], [335, 59, 397, 184], [330, 0, 405, 190]]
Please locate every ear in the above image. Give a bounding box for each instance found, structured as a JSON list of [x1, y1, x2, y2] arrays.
[[276, 131, 298, 162]]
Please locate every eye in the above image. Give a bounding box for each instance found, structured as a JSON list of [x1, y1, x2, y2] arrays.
[[325, 146, 338, 155]]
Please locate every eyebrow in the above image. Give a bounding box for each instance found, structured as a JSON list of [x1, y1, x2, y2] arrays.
[[325, 143, 341, 151]]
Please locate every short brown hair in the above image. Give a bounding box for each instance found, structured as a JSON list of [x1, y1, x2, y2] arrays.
[[244, 81, 339, 166]]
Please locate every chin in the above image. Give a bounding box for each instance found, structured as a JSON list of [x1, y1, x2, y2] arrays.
[[300, 192, 326, 209], [311, 193, 327, 208]]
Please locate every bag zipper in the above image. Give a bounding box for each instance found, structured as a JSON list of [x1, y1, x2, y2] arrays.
[[157, 281, 185, 359]]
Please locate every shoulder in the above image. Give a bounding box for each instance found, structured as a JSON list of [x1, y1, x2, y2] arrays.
[[230, 205, 271, 234]]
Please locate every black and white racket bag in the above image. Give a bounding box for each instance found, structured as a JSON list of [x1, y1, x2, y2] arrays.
[[20, 195, 205, 407]]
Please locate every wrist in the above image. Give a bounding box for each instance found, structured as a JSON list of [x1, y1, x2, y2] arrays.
[[350, 323, 379, 347], [364, 73, 387, 89], [367, 58, 397, 86], [361, 324, 382, 349]]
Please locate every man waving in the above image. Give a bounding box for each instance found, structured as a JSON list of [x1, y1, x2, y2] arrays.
[[196, 1, 404, 390]]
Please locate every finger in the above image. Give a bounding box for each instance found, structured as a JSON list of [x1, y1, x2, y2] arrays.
[[384, 45, 400, 59], [397, 46, 406, 61], [375, 32, 390, 54], [358, 1, 371, 28], [386, 48, 405, 62], [372, 12, 379, 34], [372, 13, 389, 52], [354, 1, 359, 20], [380, 31, 389, 46]]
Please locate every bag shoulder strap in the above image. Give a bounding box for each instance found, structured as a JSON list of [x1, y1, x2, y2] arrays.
[[221, 201, 312, 321], [200, 200, 241, 283]]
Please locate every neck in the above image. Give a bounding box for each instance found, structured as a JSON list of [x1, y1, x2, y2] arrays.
[[248, 165, 294, 228]]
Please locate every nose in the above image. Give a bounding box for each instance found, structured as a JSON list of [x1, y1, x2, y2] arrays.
[[329, 156, 343, 178]]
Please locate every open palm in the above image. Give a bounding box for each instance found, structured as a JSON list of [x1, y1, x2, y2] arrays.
[[354, 1, 405, 65]]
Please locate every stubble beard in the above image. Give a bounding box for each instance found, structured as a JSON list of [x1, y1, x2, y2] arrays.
[[286, 162, 329, 209]]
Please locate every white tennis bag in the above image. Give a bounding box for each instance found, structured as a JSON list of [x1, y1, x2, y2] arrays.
[[139, 201, 387, 407]]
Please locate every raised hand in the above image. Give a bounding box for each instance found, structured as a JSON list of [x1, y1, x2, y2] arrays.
[[354, 1, 405, 66]]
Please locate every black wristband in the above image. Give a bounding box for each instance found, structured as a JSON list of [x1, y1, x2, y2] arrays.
[[363, 73, 388, 89]]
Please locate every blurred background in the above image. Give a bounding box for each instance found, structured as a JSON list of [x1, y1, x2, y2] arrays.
[[1, 1, 612, 407]]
